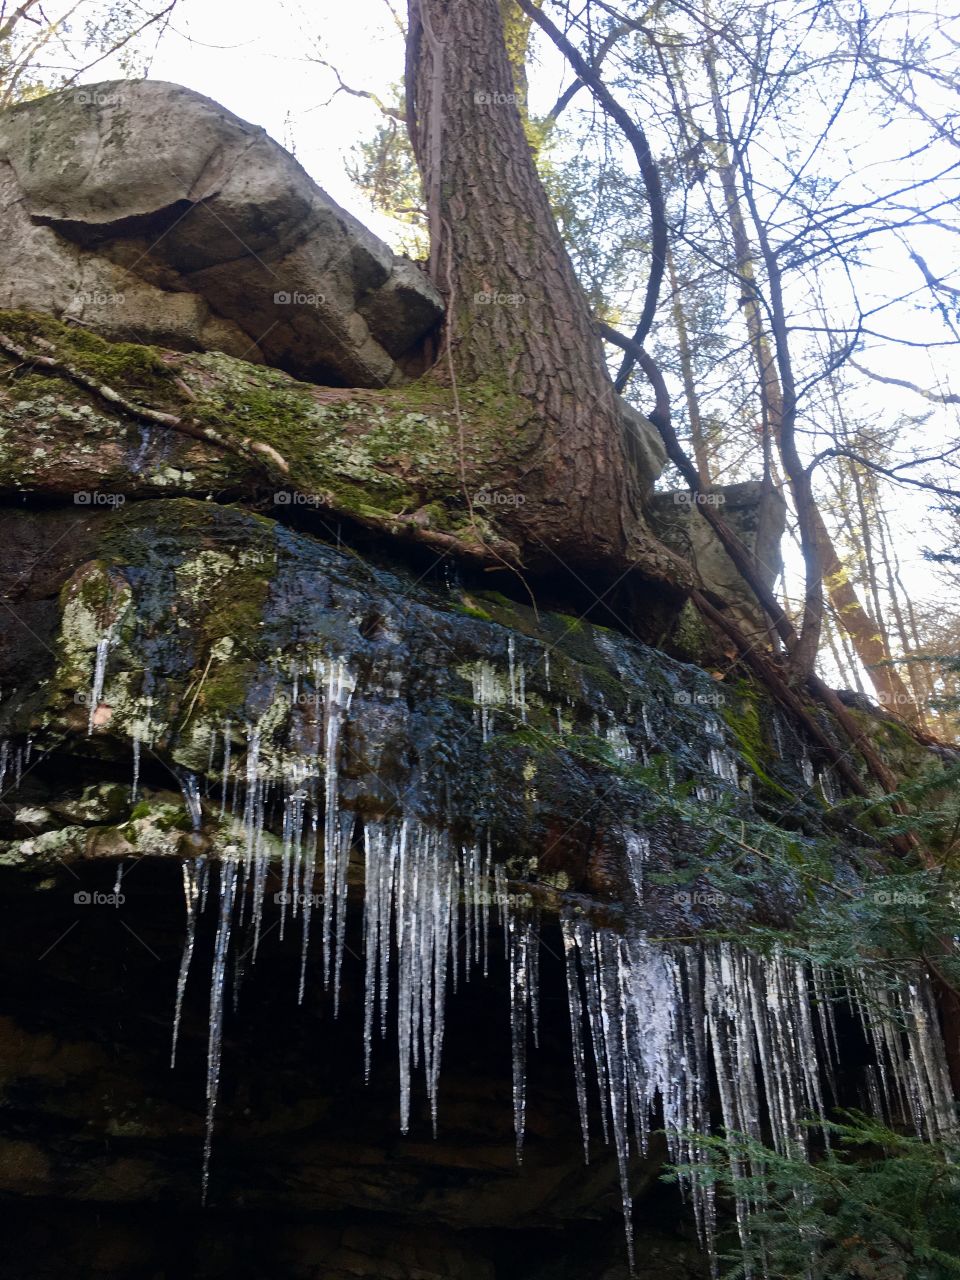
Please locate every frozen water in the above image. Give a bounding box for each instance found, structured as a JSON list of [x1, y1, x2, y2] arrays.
[[146, 648, 956, 1273], [87, 628, 114, 735]]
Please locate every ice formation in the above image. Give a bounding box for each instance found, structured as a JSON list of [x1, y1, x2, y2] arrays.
[[65, 626, 959, 1271], [86, 626, 114, 735], [560, 918, 956, 1271]]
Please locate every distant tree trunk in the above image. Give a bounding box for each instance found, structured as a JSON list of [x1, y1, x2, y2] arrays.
[[666, 244, 712, 484], [405, 0, 657, 573]]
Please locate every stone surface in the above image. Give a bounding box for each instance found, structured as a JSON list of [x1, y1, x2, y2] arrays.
[[0, 496, 894, 921], [648, 481, 787, 641], [0, 80, 443, 387], [0, 311, 680, 579], [620, 399, 669, 498]]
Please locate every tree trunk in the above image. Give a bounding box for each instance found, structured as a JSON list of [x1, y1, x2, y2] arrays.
[[405, 0, 658, 573], [666, 244, 712, 485]]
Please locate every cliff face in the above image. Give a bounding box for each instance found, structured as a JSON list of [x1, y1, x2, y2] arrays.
[[0, 82, 956, 1280], [0, 474, 953, 1279]]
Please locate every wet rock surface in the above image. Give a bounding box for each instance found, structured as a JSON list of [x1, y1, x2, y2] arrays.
[[0, 493, 856, 918]]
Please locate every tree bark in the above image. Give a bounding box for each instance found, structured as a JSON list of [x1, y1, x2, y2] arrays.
[[405, 0, 660, 573]]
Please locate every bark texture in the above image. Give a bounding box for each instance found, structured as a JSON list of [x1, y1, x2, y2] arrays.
[[406, 0, 656, 572]]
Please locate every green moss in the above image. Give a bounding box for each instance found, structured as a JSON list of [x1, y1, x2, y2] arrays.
[[1, 314, 535, 554], [669, 599, 714, 664], [455, 602, 494, 621], [0, 310, 183, 408], [554, 612, 584, 634], [721, 685, 793, 799]]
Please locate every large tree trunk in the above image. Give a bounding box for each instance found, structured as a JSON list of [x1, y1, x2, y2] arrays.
[[405, 0, 659, 574]]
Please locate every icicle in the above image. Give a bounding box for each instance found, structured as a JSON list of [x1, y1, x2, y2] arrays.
[[297, 798, 320, 1005], [561, 914, 591, 1162], [181, 773, 203, 830], [320, 659, 356, 1004], [559, 918, 958, 1272], [471, 661, 505, 743], [130, 731, 141, 803], [87, 627, 114, 735], [219, 723, 232, 818], [624, 830, 649, 906], [481, 838, 492, 979], [362, 823, 382, 1080], [507, 907, 527, 1163], [366, 822, 462, 1134], [202, 855, 239, 1203], [818, 765, 840, 806], [606, 724, 634, 762], [171, 857, 202, 1068], [800, 747, 815, 788], [502, 886, 541, 1166], [858, 967, 957, 1142], [172, 773, 207, 1070]]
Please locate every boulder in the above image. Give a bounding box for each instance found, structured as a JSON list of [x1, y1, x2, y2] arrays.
[[648, 480, 787, 642], [0, 81, 443, 387]]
